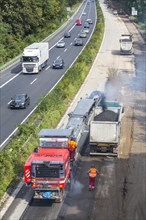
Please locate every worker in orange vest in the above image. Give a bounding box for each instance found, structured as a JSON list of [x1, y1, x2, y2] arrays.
[[68, 138, 77, 161], [88, 165, 99, 190]]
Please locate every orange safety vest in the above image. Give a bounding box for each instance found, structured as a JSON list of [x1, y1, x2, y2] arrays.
[[68, 140, 77, 151], [89, 168, 97, 178]]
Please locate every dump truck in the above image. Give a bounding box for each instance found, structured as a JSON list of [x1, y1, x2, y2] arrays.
[[21, 42, 49, 74], [89, 101, 124, 156], [24, 147, 71, 202], [119, 34, 133, 54]]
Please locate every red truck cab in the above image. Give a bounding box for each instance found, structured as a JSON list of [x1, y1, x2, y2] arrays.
[[24, 148, 71, 202]]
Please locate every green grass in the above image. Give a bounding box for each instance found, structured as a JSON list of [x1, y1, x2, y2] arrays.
[[0, 0, 104, 200]]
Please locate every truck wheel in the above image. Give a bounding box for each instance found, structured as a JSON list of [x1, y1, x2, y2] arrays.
[[56, 190, 63, 203]]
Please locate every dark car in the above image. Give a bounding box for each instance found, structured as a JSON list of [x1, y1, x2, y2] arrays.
[[64, 31, 71, 38], [52, 58, 64, 69], [74, 38, 83, 46], [9, 94, 30, 109], [84, 22, 90, 28]]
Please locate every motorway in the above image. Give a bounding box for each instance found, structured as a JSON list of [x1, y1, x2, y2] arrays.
[[0, 0, 96, 149], [1, 0, 146, 220]]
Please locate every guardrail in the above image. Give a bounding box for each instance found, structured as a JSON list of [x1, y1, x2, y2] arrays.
[[0, 1, 86, 150]]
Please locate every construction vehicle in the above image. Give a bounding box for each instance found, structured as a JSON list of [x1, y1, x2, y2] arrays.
[[66, 98, 97, 143], [24, 147, 70, 202], [21, 42, 49, 74], [119, 34, 133, 54], [89, 100, 124, 156], [24, 93, 102, 201], [38, 128, 73, 149]]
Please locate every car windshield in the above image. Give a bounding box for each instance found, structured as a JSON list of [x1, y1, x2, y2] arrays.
[[22, 56, 38, 62], [14, 95, 25, 101], [55, 59, 62, 64]]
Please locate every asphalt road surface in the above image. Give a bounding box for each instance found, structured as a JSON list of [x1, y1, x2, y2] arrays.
[[0, 0, 96, 148], [1, 0, 146, 220]]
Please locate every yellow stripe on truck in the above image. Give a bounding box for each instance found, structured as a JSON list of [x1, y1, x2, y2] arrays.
[[97, 144, 110, 147]]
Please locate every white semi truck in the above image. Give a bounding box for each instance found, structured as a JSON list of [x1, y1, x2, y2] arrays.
[[89, 101, 124, 156], [21, 42, 49, 74], [119, 34, 133, 54]]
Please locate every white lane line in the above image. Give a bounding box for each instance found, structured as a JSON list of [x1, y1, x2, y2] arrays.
[[0, 71, 22, 88], [57, 56, 60, 59], [30, 78, 37, 85], [64, 48, 67, 52], [46, 65, 50, 70]]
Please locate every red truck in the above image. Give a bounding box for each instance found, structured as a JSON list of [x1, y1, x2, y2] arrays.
[[24, 147, 71, 202]]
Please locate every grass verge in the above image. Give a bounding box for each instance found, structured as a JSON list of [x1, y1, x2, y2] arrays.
[[0, 0, 104, 201]]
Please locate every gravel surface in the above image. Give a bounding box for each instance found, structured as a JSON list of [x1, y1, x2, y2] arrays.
[[94, 109, 118, 121]]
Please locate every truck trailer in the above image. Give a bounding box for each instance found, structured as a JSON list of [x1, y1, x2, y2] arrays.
[[21, 42, 49, 74], [89, 101, 124, 156], [119, 34, 133, 55], [24, 147, 70, 202]]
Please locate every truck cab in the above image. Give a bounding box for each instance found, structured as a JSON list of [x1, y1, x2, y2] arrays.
[[119, 34, 133, 54], [24, 148, 71, 202]]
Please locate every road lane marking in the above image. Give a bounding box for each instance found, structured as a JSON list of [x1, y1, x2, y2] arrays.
[[64, 48, 67, 52], [0, 71, 22, 88], [46, 65, 50, 70], [30, 78, 37, 85]]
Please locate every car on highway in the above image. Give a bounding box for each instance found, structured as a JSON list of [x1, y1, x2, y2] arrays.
[[78, 30, 87, 38], [64, 31, 71, 38], [56, 40, 65, 48], [74, 38, 83, 46], [52, 58, 64, 69], [83, 28, 90, 34], [8, 94, 30, 109], [86, 18, 93, 24], [84, 22, 90, 28], [75, 18, 82, 25], [82, 12, 87, 16]]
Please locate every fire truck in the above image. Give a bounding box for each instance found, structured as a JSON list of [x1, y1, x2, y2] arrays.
[[24, 148, 70, 202]]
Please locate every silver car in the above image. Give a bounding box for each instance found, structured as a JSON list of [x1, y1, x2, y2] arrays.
[[79, 31, 87, 38], [83, 28, 90, 34], [56, 41, 65, 48]]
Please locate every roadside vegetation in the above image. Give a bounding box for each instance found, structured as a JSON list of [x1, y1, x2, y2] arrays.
[[110, 0, 146, 39], [0, 0, 82, 66], [0, 1, 104, 201]]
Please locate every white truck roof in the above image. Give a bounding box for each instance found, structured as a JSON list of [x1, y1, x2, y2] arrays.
[[25, 42, 49, 49]]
